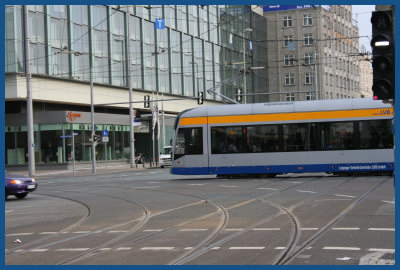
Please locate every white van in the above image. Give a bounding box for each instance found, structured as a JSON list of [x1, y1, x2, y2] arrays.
[[159, 146, 172, 168]]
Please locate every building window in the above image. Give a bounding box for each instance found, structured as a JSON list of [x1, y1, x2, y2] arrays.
[[283, 16, 292, 27], [304, 34, 313, 46], [303, 14, 312, 26], [304, 53, 314, 65], [306, 92, 313, 100], [284, 55, 295, 66], [284, 35, 293, 47], [286, 93, 295, 101], [285, 74, 294, 85], [305, 72, 314, 84]]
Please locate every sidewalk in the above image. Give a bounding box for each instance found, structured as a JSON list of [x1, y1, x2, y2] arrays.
[[6, 162, 159, 179]]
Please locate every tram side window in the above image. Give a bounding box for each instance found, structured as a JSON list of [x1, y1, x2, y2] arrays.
[[359, 120, 393, 149], [282, 123, 315, 151], [211, 126, 243, 154], [174, 127, 203, 159], [246, 125, 280, 152], [320, 121, 355, 150]]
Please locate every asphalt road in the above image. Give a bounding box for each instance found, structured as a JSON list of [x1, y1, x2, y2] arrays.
[[5, 168, 395, 265]]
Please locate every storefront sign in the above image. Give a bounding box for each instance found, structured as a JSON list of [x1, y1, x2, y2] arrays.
[[66, 111, 82, 122]]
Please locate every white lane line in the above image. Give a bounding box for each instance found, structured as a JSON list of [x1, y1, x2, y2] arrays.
[[188, 184, 205, 186], [332, 227, 360, 231], [6, 233, 34, 236], [382, 200, 395, 204], [179, 229, 208, 232], [296, 190, 316, 194], [292, 182, 303, 184], [275, 247, 286, 250], [116, 247, 132, 251], [184, 247, 193, 250], [39, 232, 58, 235], [135, 186, 160, 189], [220, 185, 238, 188], [368, 248, 395, 252], [225, 228, 244, 231], [140, 247, 174, 251], [99, 248, 112, 251], [5, 210, 14, 213], [73, 231, 91, 234], [56, 248, 90, 252], [253, 228, 280, 231], [108, 231, 128, 233], [143, 229, 163, 232], [258, 188, 278, 191], [229, 247, 265, 250], [323, 247, 361, 251], [301, 228, 319, 231], [30, 249, 48, 252], [334, 194, 356, 198], [368, 228, 395, 231]]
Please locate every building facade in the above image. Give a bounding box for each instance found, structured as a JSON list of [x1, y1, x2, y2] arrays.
[[5, 5, 269, 166], [359, 55, 373, 98], [263, 5, 361, 102]]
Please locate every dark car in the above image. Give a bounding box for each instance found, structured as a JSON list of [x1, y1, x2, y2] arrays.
[[5, 172, 37, 199]]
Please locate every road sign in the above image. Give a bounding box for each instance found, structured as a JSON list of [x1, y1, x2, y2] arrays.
[[102, 129, 109, 137], [155, 18, 165, 29], [102, 136, 109, 143]]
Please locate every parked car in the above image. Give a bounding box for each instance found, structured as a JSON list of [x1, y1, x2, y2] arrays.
[[159, 146, 172, 168], [5, 171, 37, 200]]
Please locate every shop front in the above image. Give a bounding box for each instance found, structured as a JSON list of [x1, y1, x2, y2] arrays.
[[5, 111, 150, 166]]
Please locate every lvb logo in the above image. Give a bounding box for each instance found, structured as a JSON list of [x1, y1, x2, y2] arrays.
[[66, 111, 82, 122]]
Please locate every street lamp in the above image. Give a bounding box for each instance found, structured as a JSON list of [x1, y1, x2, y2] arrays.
[[242, 28, 252, 104]]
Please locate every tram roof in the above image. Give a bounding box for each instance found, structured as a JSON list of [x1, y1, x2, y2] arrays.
[[181, 98, 393, 118]]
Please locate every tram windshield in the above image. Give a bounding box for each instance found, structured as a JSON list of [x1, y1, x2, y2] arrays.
[[174, 127, 203, 160]]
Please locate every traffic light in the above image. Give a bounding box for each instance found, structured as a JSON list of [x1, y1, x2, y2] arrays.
[[371, 10, 394, 100], [92, 134, 99, 145], [236, 88, 242, 102], [198, 91, 204, 105], [144, 95, 150, 108]]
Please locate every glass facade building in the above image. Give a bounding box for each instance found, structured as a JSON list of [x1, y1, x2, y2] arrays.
[[5, 5, 269, 166]]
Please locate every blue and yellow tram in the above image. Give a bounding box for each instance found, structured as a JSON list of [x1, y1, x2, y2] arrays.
[[171, 98, 394, 176]]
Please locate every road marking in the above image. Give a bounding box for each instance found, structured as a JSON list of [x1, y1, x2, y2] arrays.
[[225, 228, 243, 231], [292, 182, 303, 184], [135, 186, 160, 189], [184, 247, 193, 250], [296, 190, 316, 194], [332, 227, 360, 231], [368, 248, 395, 252], [140, 247, 174, 251], [258, 188, 278, 191], [30, 249, 48, 252], [253, 228, 280, 231], [275, 247, 285, 250], [149, 182, 161, 184], [116, 247, 132, 251], [56, 248, 90, 252], [6, 233, 33, 236], [143, 229, 163, 232], [368, 228, 395, 231], [229, 247, 265, 250], [179, 229, 208, 232], [220, 185, 238, 188], [188, 184, 205, 186], [108, 231, 128, 233], [99, 248, 112, 251], [39, 232, 58, 235], [334, 194, 356, 198], [323, 247, 361, 251], [382, 200, 395, 204], [73, 231, 91, 234], [5, 210, 14, 213], [301, 228, 319, 231]]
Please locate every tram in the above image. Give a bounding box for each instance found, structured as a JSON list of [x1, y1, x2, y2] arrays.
[[171, 98, 394, 176]]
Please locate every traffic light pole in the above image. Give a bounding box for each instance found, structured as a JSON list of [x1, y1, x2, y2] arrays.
[[90, 64, 96, 174]]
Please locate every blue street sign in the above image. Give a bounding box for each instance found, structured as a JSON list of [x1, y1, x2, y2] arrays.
[[155, 18, 165, 29], [103, 129, 109, 137], [60, 135, 72, 138]]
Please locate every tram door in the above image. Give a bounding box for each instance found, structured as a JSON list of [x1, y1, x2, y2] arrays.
[[172, 126, 209, 174]]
